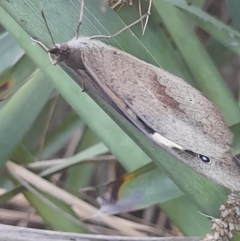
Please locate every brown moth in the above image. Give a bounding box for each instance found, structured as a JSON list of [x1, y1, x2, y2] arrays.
[[31, 1, 240, 240], [32, 1, 240, 193]]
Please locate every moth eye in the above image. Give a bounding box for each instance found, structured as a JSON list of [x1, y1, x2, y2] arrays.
[[199, 154, 211, 164], [60, 44, 68, 52]]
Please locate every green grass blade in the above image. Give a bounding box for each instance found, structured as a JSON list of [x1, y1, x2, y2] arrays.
[[0, 72, 54, 163]]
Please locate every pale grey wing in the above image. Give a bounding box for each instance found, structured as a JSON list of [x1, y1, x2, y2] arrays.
[[81, 44, 233, 160], [79, 43, 240, 191], [76, 53, 154, 138]]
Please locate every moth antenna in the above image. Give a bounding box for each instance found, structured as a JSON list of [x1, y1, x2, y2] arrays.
[[138, 0, 144, 34], [75, 0, 85, 39], [0, 62, 52, 102], [142, 0, 152, 35], [31, 37, 58, 65], [90, 12, 150, 40], [31, 37, 49, 52], [40, 8, 56, 47]]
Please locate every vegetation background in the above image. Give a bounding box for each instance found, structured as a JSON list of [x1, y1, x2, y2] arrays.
[[0, 0, 240, 239]]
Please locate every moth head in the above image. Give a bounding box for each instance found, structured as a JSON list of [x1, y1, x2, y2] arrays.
[[48, 43, 70, 64], [31, 37, 70, 64]]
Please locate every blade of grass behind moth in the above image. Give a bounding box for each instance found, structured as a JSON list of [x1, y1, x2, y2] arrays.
[[40, 142, 109, 176], [95, 162, 212, 236], [0, 225, 202, 241], [225, 0, 240, 31], [189, 0, 205, 8], [23, 151, 212, 236], [26, 155, 115, 171], [160, 0, 240, 57], [183, 10, 240, 56], [36, 95, 59, 161], [153, 1, 240, 128], [160, 195, 211, 236], [64, 127, 100, 191], [0, 54, 35, 103], [0, 72, 54, 165], [6, 161, 154, 236], [8, 165, 89, 233], [96, 162, 183, 213], [0, 31, 24, 73], [42, 113, 84, 159], [23, 98, 83, 158], [10, 143, 36, 164], [0, 142, 109, 205], [205, 39, 233, 69], [22, 96, 60, 154], [30, 157, 212, 236]]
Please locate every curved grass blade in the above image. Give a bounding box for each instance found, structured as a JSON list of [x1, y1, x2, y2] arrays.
[[0, 31, 24, 73], [0, 71, 54, 163], [160, 0, 240, 55], [97, 163, 183, 215]]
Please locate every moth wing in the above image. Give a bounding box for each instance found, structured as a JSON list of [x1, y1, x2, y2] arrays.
[[81, 43, 232, 159]]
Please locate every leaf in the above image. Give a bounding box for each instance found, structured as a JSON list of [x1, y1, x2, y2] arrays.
[[40, 142, 109, 176], [0, 143, 109, 204], [225, 0, 240, 31], [7, 161, 153, 236], [97, 163, 183, 215], [64, 126, 100, 191], [42, 113, 84, 159], [0, 71, 54, 163], [0, 55, 37, 102], [10, 143, 35, 163], [160, 0, 240, 55], [0, 31, 24, 73]]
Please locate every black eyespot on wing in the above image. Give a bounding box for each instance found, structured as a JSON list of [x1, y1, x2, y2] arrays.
[[199, 154, 211, 164]]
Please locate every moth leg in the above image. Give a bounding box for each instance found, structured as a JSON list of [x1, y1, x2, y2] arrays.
[[142, 0, 152, 35], [202, 192, 240, 241], [90, 12, 150, 40], [138, 0, 145, 34], [81, 80, 85, 92]]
